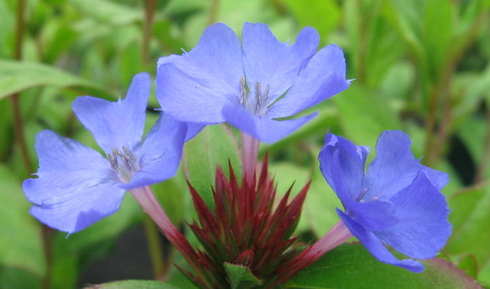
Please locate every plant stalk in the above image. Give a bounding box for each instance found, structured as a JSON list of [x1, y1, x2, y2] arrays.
[[241, 132, 260, 184]]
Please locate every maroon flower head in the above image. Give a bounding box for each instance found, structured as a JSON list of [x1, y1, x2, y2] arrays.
[[177, 154, 311, 288]]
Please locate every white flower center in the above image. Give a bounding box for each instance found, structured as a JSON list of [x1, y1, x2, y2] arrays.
[[239, 76, 270, 116], [108, 146, 140, 183]]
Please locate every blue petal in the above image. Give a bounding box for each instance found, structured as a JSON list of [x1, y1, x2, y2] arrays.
[[222, 104, 317, 144], [348, 200, 398, 231], [364, 131, 448, 201], [122, 113, 186, 189], [157, 23, 242, 94], [156, 23, 242, 124], [156, 63, 233, 123], [242, 23, 319, 102], [337, 209, 425, 273], [375, 171, 451, 259], [72, 73, 150, 153], [22, 130, 125, 233], [185, 122, 205, 141], [318, 133, 368, 203], [29, 182, 125, 234], [268, 45, 350, 118]]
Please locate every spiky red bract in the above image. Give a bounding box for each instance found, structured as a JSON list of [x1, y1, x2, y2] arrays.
[[178, 154, 311, 289]]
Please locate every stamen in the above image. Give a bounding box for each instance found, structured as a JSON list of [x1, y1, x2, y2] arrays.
[[238, 76, 270, 116], [107, 146, 140, 183], [240, 76, 248, 106], [108, 148, 119, 170], [356, 188, 369, 202], [255, 82, 261, 113], [356, 188, 380, 203]]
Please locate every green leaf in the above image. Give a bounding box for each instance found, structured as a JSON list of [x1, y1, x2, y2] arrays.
[[302, 165, 342, 238], [84, 280, 181, 289], [345, 0, 405, 87], [0, 165, 45, 277], [0, 0, 14, 58], [282, 0, 340, 40], [72, 0, 142, 26], [0, 267, 41, 289], [388, 0, 424, 61], [39, 16, 78, 63], [457, 255, 479, 280], [421, 0, 455, 78], [334, 84, 401, 146], [182, 124, 241, 207], [287, 243, 481, 289], [224, 263, 262, 289], [446, 185, 490, 285], [49, 195, 142, 289], [0, 60, 114, 100]]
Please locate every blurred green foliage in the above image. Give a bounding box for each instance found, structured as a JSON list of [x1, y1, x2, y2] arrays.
[[1, 0, 490, 288]]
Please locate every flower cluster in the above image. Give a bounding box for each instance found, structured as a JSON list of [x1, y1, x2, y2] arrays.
[[23, 22, 451, 288]]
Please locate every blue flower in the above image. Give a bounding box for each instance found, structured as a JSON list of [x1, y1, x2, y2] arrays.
[[156, 22, 350, 143], [23, 73, 188, 234], [318, 131, 451, 272]]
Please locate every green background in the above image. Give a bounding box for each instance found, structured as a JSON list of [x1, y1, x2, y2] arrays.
[[1, 0, 489, 288]]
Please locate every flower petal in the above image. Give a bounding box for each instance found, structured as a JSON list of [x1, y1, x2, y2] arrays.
[[29, 182, 125, 234], [185, 122, 205, 141], [222, 104, 317, 144], [348, 200, 398, 231], [318, 133, 368, 203], [364, 131, 448, 200], [156, 23, 242, 123], [337, 209, 425, 273], [122, 113, 187, 189], [268, 45, 350, 118], [375, 171, 451, 259], [242, 23, 319, 101], [22, 130, 125, 233], [156, 63, 232, 123], [157, 23, 242, 93], [72, 73, 150, 153]]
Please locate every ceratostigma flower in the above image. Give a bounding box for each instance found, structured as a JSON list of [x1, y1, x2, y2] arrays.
[[156, 22, 350, 144], [316, 131, 451, 272], [23, 73, 187, 234]]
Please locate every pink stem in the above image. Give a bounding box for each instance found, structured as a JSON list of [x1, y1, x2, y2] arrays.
[[241, 132, 260, 184], [130, 186, 208, 284], [276, 219, 353, 284], [302, 220, 353, 260], [129, 186, 180, 240]]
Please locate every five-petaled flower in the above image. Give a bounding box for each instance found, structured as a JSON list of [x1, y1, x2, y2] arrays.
[[318, 130, 451, 272], [23, 73, 188, 234], [156, 22, 350, 143]]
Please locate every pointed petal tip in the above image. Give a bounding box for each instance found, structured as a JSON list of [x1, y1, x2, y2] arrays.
[[323, 131, 338, 146]]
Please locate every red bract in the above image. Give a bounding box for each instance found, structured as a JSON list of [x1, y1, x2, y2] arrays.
[[173, 154, 311, 288]]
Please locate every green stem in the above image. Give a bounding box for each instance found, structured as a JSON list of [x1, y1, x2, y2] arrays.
[[141, 0, 168, 280], [423, 13, 485, 166], [421, 83, 439, 166], [10, 0, 32, 176], [207, 0, 219, 25], [475, 105, 490, 183], [355, 0, 368, 84], [13, 1, 53, 289], [10, 96, 31, 175], [142, 214, 167, 281], [142, 0, 157, 67]]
